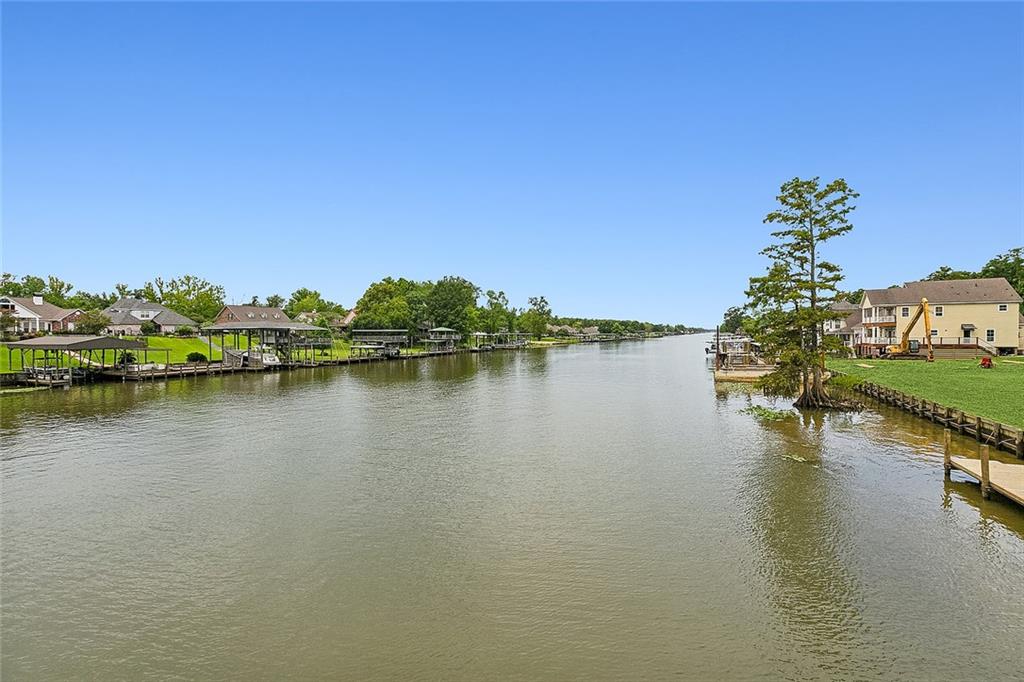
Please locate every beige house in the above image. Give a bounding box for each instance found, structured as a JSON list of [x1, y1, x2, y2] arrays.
[[856, 278, 1022, 356]]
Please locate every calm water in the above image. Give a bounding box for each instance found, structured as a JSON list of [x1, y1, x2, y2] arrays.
[[2, 336, 1022, 679]]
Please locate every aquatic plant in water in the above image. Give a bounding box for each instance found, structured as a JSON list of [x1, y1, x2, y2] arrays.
[[740, 405, 793, 422]]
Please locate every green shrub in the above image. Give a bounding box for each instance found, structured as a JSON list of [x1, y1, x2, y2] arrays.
[[140, 320, 159, 335], [828, 373, 862, 391], [186, 351, 207, 363], [176, 325, 195, 337]]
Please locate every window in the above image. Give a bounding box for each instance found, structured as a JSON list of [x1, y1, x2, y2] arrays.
[[933, 306, 943, 317], [998, 304, 1008, 312], [986, 329, 995, 343], [901, 307, 909, 317], [931, 329, 938, 336]]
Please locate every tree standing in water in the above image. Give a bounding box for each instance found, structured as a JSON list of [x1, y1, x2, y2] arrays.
[[746, 177, 858, 408]]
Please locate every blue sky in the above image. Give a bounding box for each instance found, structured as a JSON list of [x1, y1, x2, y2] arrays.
[[3, 2, 1022, 326]]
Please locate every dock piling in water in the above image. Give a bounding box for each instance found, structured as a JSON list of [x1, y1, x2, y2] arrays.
[[943, 429, 951, 480], [980, 445, 991, 500]]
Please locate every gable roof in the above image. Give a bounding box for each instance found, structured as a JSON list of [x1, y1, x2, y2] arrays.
[[102, 297, 197, 327], [863, 278, 1022, 306], [844, 309, 863, 328], [830, 300, 858, 312], [5, 296, 80, 321], [208, 305, 324, 331]]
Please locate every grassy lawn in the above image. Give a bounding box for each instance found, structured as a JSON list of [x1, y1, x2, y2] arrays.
[[828, 358, 1024, 428], [0, 351, 25, 373], [143, 336, 224, 363]]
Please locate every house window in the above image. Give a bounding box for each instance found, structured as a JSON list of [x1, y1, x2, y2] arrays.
[[933, 306, 943, 317], [986, 329, 995, 343], [931, 329, 938, 336], [901, 307, 909, 317], [998, 304, 1008, 312]]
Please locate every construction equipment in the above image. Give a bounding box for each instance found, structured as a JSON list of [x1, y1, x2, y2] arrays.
[[883, 297, 934, 361]]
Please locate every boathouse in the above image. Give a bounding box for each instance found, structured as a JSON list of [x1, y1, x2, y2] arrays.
[[350, 329, 409, 358], [423, 327, 461, 352], [3, 335, 147, 386], [205, 305, 328, 368]]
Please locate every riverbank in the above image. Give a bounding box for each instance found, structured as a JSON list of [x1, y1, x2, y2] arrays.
[[1, 335, 664, 389], [827, 358, 1024, 429]]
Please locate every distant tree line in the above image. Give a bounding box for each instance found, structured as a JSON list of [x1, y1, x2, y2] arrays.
[[0, 272, 699, 338]]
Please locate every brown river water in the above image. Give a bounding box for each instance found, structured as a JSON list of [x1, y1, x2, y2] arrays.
[[2, 335, 1022, 679]]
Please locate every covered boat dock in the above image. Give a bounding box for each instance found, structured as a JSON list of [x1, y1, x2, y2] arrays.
[[3, 335, 148, 386]]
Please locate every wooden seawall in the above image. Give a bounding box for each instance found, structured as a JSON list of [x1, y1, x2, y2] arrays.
[[853, 380, 1024, 459]]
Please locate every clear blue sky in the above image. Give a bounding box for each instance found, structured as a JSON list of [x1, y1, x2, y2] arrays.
[[3, 2, 1022, 326]]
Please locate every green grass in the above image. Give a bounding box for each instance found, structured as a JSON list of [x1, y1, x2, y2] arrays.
[[142, 336, 224, 363], [828, 358, 1024, 428]]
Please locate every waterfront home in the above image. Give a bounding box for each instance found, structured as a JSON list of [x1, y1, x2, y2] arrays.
[[340, 309, 357, 331], [295, 309, 350, 333], [0, 295, 84, 334], [823, 300, 860, 350], [212, 304, 292, 327], [103, 298, 197, 335], [855, 277, 1022, 356]]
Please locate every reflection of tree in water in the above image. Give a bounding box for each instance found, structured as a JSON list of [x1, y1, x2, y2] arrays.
[[739, 410, 886, 677]]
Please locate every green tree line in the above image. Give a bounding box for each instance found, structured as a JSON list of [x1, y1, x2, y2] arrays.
[[1, 272, 698, 338]]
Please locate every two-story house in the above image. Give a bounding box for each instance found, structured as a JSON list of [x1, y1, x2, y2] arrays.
[[823, 300, 859, 349], [857, 278, 1022, 356]]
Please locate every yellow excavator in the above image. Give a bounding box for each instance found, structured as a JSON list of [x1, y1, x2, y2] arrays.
[[883, 297, 934, 361]]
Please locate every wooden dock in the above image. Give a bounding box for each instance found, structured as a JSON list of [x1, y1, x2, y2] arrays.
[[943, 431, 1024, 506]]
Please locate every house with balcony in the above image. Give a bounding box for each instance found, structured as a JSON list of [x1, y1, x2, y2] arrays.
[[823, 300, 859, 349], [0, 295, 84, 334], [856, 278, 1022, 357]]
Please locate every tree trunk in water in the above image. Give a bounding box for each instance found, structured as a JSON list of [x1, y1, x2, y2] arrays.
[[794, 364, 843, 409]]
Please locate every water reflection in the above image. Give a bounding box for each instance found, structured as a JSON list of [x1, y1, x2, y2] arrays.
[[739, 409, 883, 677]]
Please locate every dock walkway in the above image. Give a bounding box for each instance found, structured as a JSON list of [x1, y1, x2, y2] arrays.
[[943, 430, 1024, 506], [949, 456, 1024, 506]]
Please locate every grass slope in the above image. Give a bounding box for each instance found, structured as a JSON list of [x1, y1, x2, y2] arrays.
[[828, 358, 1024, 428], [143, 336, 224, 363]]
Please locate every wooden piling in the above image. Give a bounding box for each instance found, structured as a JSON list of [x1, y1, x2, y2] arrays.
[[980, 445, 991, 500], [943, 429, 952, 480]]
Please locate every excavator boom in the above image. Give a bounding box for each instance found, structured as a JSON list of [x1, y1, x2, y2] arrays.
[[885, 297, 934, 361]]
